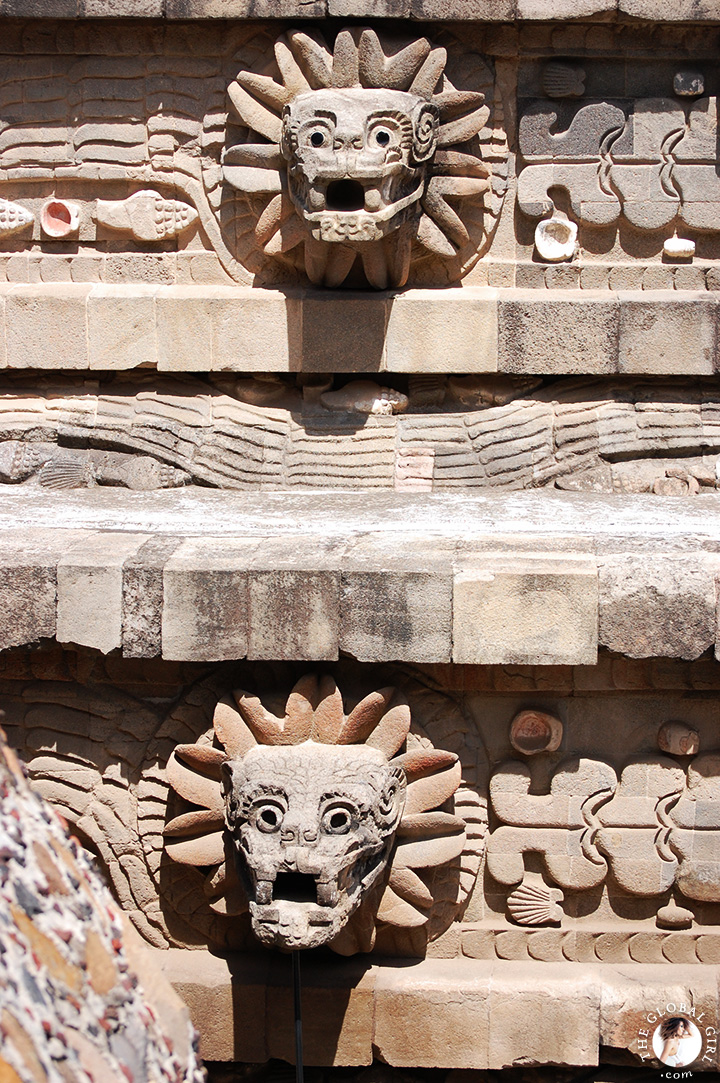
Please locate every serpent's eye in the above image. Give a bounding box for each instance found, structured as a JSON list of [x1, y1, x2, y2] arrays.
[[321, 804, 355, 835], [255, 803, 283, 833], [310, 131, 326, 148], [375, 129, 391, 147]]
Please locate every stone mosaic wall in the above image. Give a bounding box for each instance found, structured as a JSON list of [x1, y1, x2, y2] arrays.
[[0, 722, 205, 1083]]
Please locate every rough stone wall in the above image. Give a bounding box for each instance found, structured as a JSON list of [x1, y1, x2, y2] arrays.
[[0, 721, 206, 1083]]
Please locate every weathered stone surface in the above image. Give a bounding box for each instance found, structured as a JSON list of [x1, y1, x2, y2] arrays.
[[87, 285, 158, 370], [0, 490, 711, 663], [599, 554, 717, 660], [155, 947, 720, 1067], [340, 538, 454, 663], [248, 569, 340, 661], [161, 538, 257, 662], [2, 0, 720, 16], [487, 963, 599, 1069], [453, 554, 598, 665], [122, 535, 183, 658], [374, 959, 491, 1068], [5, 285, 89, 370], [386, 291, 498, 374], [301, 295, 389, 373], [0, 529, 88, 651], [498, 294, 619, 376], [57, 533, 149, 654], [0, 285, 718, 376], [618, 295, 717, 375]]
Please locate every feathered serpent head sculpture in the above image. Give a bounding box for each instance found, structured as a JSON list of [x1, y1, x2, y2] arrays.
[[222, 27, 494, 288], [164, 675, 466, 953]]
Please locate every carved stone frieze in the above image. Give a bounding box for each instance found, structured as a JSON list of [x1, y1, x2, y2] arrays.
[[0, 23, 720, 291], [2, 657, 720, 961], [487, 753, 720, 904], [518, 61, 720, 255], [0, 375, 719, 495]]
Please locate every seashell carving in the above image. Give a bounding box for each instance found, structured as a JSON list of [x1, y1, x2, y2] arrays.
[[0, 198, 33, 236], [658, 721, 700, 756], [40, 199, 80, 238], [510, 709, 563, 755], [542, 62, 586, 99], [95, 190, 198, 242], [38, 457, 93, 490], [507, 874, 563, 926], [657, 901, 694, 929], [663, 233, 695, 259], [534, 212, 578, 262], [321, 380, 409, 416]]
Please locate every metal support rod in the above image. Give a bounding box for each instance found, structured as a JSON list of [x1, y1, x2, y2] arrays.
[[292, 951, 304, 1083]]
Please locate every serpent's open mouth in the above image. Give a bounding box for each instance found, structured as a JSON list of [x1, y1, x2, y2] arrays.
[[325, 179, 366, 211]]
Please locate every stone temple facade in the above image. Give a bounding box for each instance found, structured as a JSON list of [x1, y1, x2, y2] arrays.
[[1, 0, 720, 1076]]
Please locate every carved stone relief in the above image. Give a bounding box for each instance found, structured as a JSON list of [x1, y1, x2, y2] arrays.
[[163, 674, 481, 954], [1, 656, 720, 961], [219, 28, 506, 287], [0, 375, 719, 495], [1, 25, 720, 286], [517, 58, 720, 261], [0, 24, 507, 290]]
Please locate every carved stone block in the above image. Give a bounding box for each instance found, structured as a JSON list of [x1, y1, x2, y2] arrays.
[[161, 538, 255, 662], [618, 297, 717, 376], [599, 555, 717, 660], [453, 554, 598, 666], [340, 568, 453, 663], [498, 293, 619, 376], [56, 533, 149, 655]]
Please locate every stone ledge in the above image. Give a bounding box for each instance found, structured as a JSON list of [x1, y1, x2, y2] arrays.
[[2, 0, 720, 20], [0, 284, 718, 376], [155, 949, 720, 1068], [0, 489, 717, 664]]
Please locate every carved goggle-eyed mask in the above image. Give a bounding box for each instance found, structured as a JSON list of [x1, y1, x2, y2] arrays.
[[282, 88, 439, 244], [223, 742, 406, 950]]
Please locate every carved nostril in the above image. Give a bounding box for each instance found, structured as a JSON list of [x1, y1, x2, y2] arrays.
[[326, 179, 365, 212]]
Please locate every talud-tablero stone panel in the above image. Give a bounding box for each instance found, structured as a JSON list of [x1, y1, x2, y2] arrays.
[[1, 4, 720, 1078]]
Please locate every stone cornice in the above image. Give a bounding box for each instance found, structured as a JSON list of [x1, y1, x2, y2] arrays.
[[1, 1, 720, 21]]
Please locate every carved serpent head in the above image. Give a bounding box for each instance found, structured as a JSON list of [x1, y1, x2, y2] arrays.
[[224, 742, 406, 949], [282, 88, 439, 245], [164, 673, 467, 953]]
